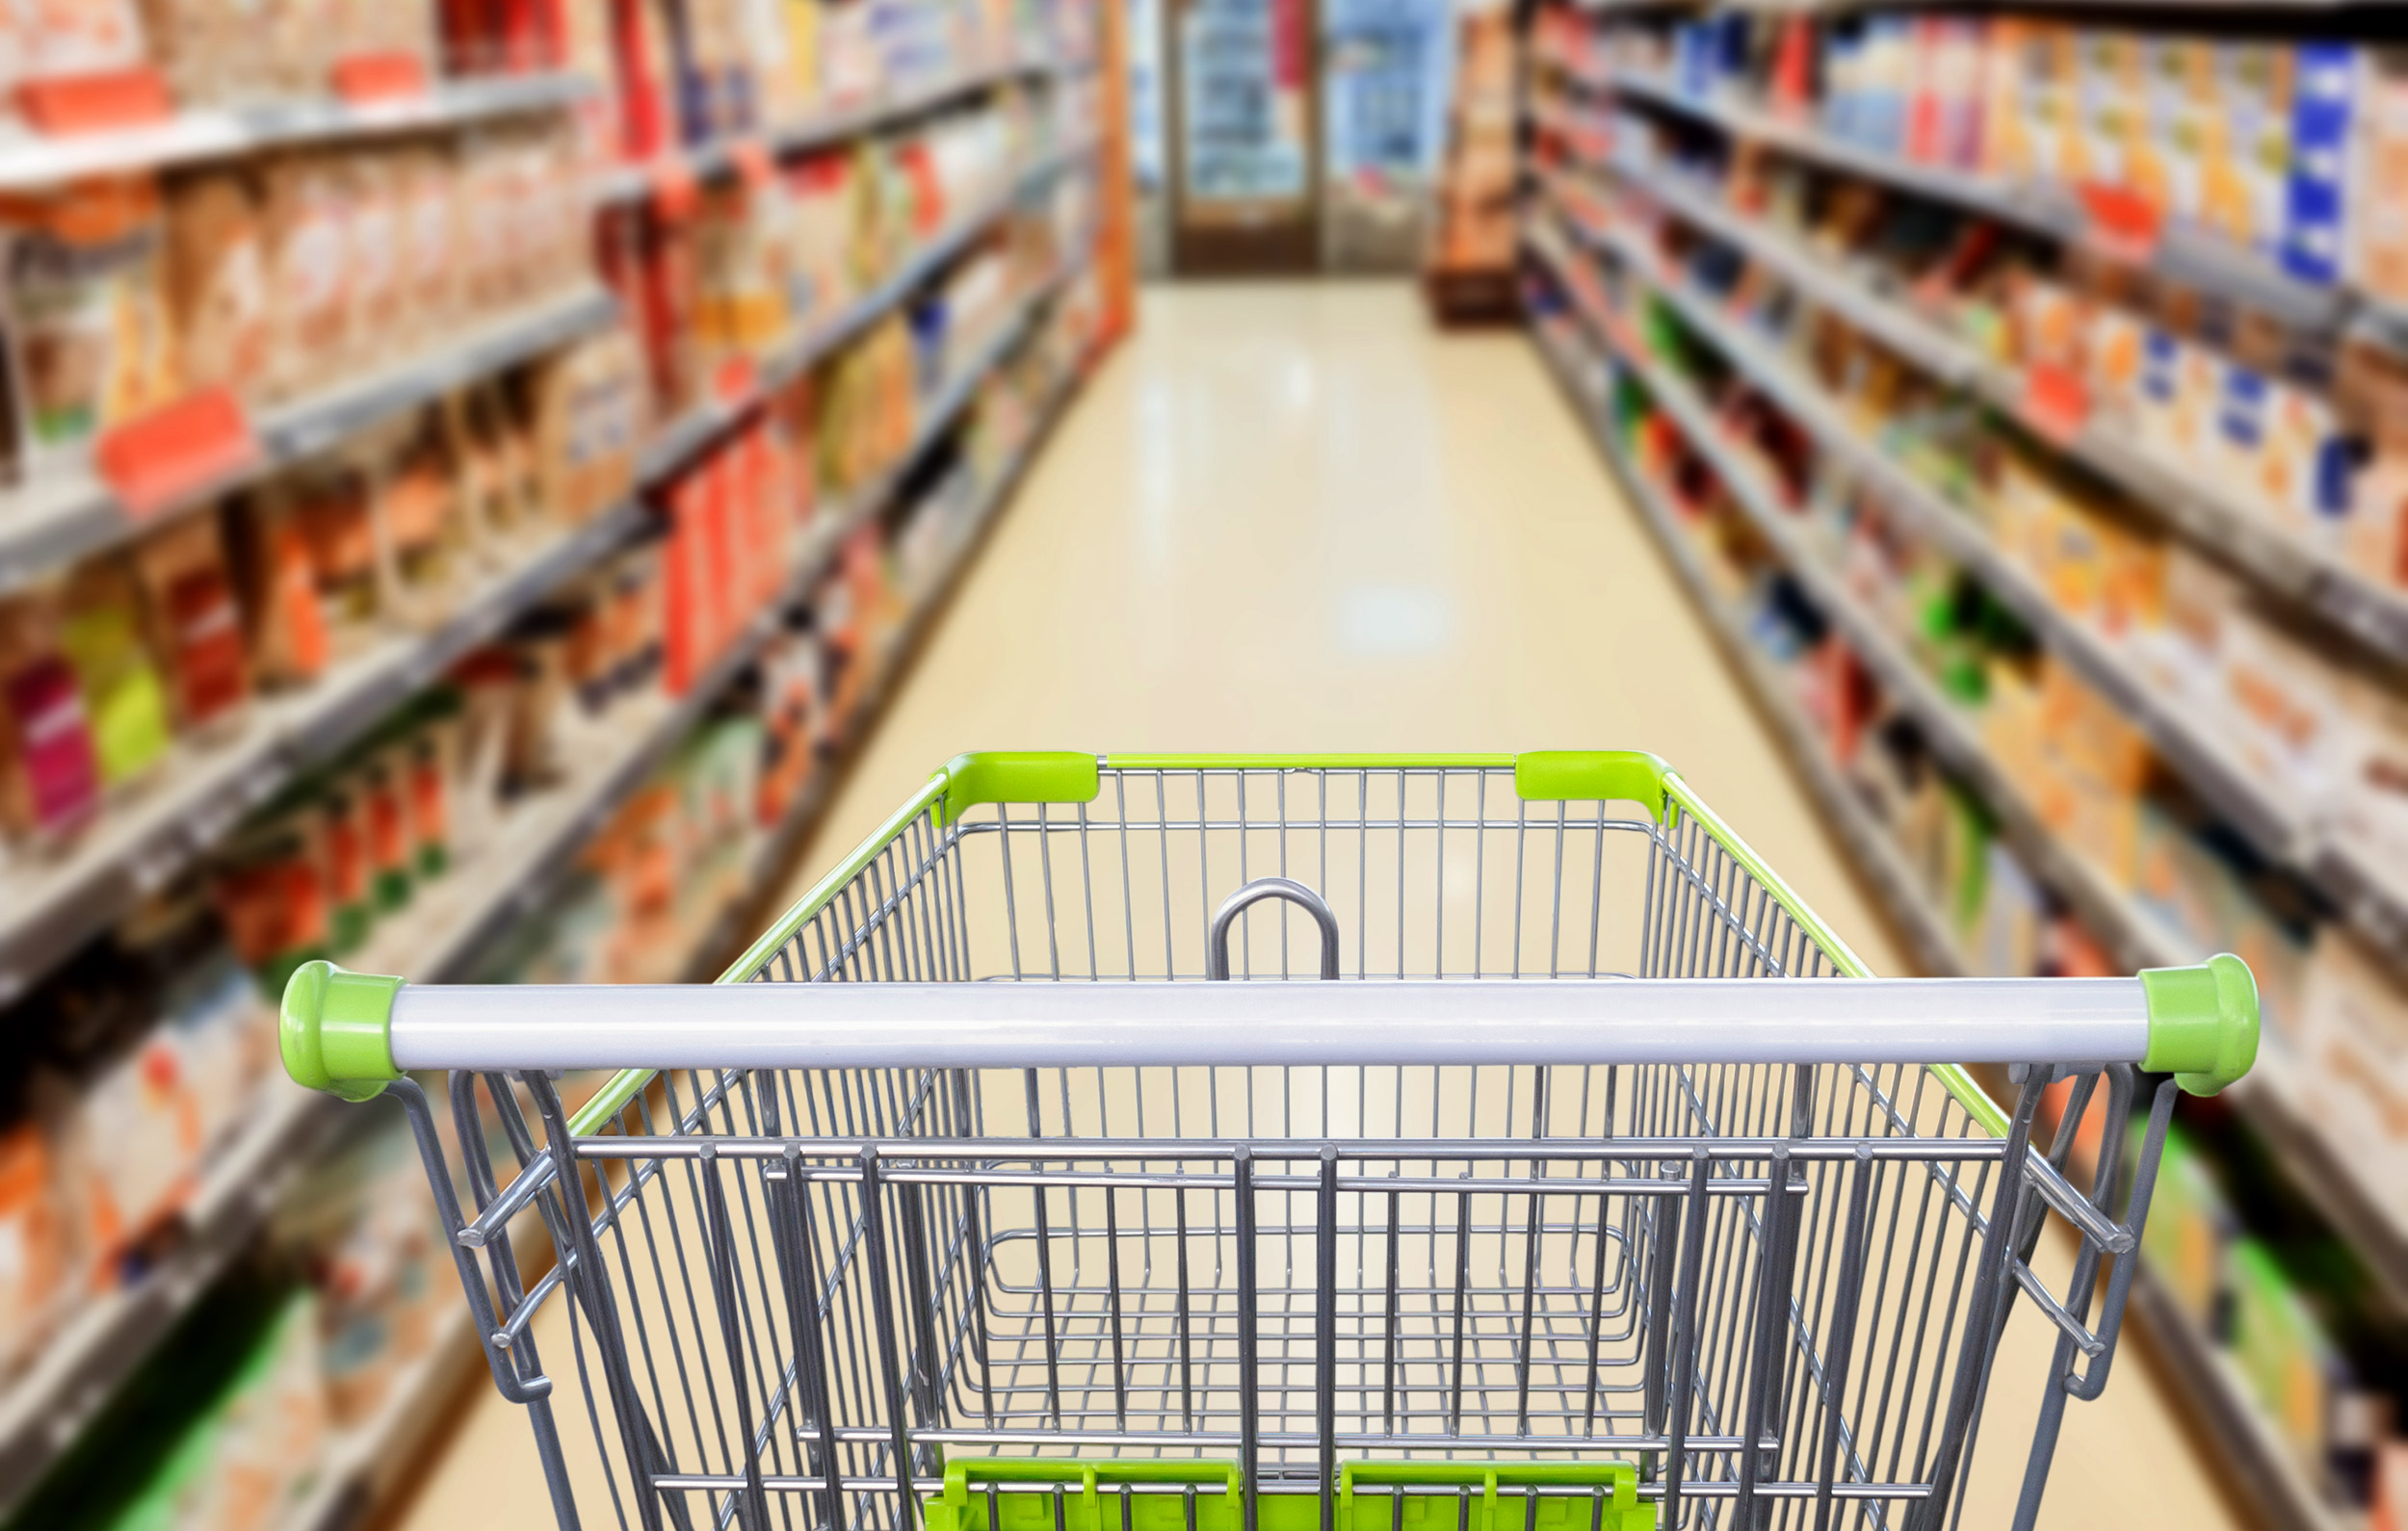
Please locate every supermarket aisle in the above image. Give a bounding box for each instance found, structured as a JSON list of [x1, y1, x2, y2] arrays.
[[786, 279, 1895, 951], [395, 282, 2234, 1530]]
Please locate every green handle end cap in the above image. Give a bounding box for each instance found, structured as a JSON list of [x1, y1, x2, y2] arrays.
[[1512, 750, 1672, 822], [934, 751, 1101, 826], [280, 959, 406, 1102], [2139, 952, 2259, 1096]]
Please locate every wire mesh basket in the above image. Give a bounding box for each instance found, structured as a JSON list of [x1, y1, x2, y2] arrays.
[[279, 750, 2259, 1531]]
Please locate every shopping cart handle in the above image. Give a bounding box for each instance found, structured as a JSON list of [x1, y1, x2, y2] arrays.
[[280, 955, 2259, 1098]]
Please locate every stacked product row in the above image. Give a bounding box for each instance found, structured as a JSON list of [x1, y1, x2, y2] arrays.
[[1526, 6, 2408, 1522]]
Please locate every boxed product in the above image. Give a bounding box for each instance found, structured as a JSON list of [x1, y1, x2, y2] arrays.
[[2229, 1239, 2352, 1478], [59, 556, 175, 792], [132, 512, 249, 736], [2293, 932, 2408, 1224], [368, 407, 472, 631], [0, 177, 185, 482], [232, 461, 380, 683], [2349, 49, 2408, 304], [394, 144, 463, 341], [2332, 672, 2408, 871], [260, 154, 355, 402], [0, 1119, 71, 1373], [531, 328, 649, 525], [213, 812, 333, 991], [2283, 40, 2358, 287], [2138, 1121, 2233, 1326], [0, 586, 107, 844]]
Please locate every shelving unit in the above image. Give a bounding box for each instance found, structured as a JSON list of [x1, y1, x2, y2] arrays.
[[1531, 292, 2352, 1531], [0, 1081, 336, 1511], [1597, 65, 2349, 339], [1570, 72, 2408, 671], [272, 292, 1096, 1531], [0, 244, 1094, 1523]]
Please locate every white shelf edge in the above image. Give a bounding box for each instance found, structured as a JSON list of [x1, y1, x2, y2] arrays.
[[0, 71, 596, 193]]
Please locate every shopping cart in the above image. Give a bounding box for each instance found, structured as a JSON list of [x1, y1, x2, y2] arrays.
[[280, 750, 2257, 1531]]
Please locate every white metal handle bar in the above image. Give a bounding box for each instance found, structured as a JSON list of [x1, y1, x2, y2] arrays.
[[281, 958, 2258, 1099]]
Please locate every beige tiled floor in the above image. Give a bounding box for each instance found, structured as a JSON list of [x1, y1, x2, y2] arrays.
[[394, 282, 2237, 1530]]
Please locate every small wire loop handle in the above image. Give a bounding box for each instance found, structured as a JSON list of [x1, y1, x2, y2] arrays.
[[1207, 876, 1342, 980]]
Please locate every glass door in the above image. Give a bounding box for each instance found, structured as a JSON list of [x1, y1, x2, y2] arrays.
[[1165, 0, 1321, 272]]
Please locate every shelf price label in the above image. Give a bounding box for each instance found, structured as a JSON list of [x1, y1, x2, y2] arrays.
[[14, 67, 172, 133], [96, 388, 260, 519], [331, 51, 433, 105], [715, 354, 758, 406], [650, 158, 701, 222], [730, 139, 776, 188], [2075, 182, 2164, 267], [2019, 362, 2089, 444]]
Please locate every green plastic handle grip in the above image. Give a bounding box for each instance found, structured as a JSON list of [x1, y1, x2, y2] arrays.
[[2140, 952, 2260, 1096], [280, 959, 405, 1102]]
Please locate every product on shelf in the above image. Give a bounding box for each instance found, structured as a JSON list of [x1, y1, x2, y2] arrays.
[[0, 177, 184, 483]]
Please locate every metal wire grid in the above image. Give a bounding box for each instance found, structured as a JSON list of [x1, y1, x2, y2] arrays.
[[410, 766, 2137, 1531], [746, 767, 1851, 988]]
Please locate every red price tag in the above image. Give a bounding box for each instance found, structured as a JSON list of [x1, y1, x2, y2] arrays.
[[650, 158, 700, 222], [2075, 182, 2164, 266], [95, 388, 259, 518], [714, 353, 758, 406], [330, 51, 432, 104], [2020, 363, 2090, 443], [729, 139, 775, 188], [15, 67, 171, 134]]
